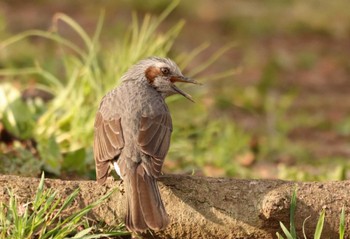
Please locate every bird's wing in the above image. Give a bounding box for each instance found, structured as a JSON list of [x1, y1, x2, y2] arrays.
[[94, 111, 124, 183], [138, 113, 172, 177]]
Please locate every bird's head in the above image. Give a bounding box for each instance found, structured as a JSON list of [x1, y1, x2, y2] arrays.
[[122, 57, 198, 102]]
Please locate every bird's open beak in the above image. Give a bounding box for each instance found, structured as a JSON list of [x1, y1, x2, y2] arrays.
[[170, 75, 199, 102]]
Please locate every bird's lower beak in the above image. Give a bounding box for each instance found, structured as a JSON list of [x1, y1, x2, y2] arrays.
[[171, 84, 194, 102]]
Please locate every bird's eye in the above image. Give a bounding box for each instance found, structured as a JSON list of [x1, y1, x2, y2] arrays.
[[160, 67, 170, 75]]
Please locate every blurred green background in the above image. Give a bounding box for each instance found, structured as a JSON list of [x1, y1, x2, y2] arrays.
[[1, 0, 349, 181]]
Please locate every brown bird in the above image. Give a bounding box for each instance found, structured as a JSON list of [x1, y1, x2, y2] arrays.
[[93, 57, 197, 232]]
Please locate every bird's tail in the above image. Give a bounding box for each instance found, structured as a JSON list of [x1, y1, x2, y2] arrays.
[[124, 164, 169, 232]]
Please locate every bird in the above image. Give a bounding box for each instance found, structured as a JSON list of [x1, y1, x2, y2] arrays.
[[93, 56, 197, 232]]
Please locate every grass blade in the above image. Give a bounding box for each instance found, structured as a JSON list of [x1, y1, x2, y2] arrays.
[[177, 42, 210, 70], [33, 172, 45, 209], [302, 215, 311, 239], [0, 30, 85, 57], [314, 209, 325, 239], [290, 188, 297, 238], [188, 42, 236, 77], [280, 221, 295, 239], [276, 232, 285, 239], [156, 0, 180, 25], [72, 227, 93, 238], [339, 206, 345, 239], [51, 188, 80, 222], [52, 13, 92, 51]]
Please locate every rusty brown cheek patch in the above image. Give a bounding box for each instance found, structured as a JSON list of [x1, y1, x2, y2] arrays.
[[145, 66, 161, 83]]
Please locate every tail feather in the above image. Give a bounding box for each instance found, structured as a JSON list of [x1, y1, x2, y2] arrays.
[[125, 169, 148, 231], [125, 164, 169, 232]]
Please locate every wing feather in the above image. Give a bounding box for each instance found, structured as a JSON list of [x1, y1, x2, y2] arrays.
[[94, 111, 124, 184], [137, 113, 172, 177]]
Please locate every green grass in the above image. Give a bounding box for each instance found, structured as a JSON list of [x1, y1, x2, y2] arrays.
[[168, 115, 252, 176], [0, 141, 41, 177], [0, 173, 128, 239], [276, 188, 346, 239]]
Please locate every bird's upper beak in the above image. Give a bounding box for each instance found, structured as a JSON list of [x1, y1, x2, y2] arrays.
[[170, 75, 199, 84], [170, 75, 199, 102]]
